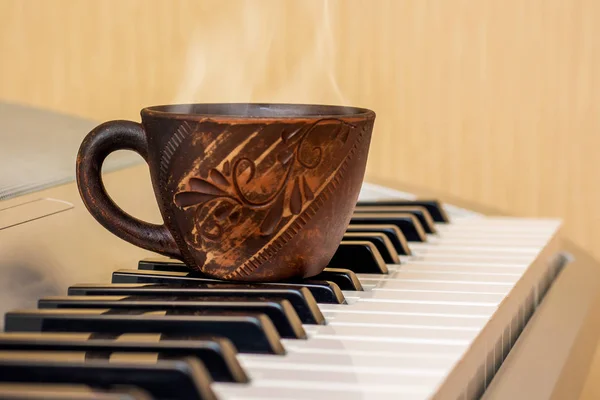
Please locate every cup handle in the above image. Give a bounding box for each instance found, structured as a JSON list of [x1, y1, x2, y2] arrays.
[[76, 120, 181, 258]]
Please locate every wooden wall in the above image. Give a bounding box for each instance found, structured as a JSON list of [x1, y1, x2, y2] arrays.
[[1, 0, 599, 258]]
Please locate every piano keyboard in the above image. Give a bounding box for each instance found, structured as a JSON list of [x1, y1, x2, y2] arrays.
[[0, 182, 567, 400]]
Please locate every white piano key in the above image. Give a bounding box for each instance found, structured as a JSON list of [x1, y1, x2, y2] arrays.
[[319, 302, 495, 317], [325, 311, 488, 328], [445, 228, 552, 235], [242, 364, 445, 386], [214, 381, 430, 400], [409, 243, 541, 254], [379, 270, 520, 284], [440, 216, 561, 226], [387, 269, 522, 279], [393, 263, 526, 274], [238, 351, 459, 371], [310, 324, 478, 341], [388, 265, 524, 276], [343, 288, 505, 304], [438, 224, 557, 233], [437, 230, 557, 239], [342, 296, 498, 308], [432, 233, 553, 243], [408, 252, 536, 263], [370, 286, 508, 296], [409, 242, 541, 253], [271, 346, 461, 364], [280, 341, 463, 359], [425, 237, 551, 247], [390, 261, 526, 270], [436, 227, 555, 235], [358, 277, 512, 293], [282, 337, 467, 355], [437, 221, 557, 230], [357, 183, 418, 201], [402, 258, 530, 268], [328, 321, 480, 332], [436, 225, 559, 235]]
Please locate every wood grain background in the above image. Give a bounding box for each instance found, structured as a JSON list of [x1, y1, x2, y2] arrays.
[[1, 0, 599, 260]]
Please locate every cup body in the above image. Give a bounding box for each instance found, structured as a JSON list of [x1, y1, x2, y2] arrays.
[[141, 104, 375, 281]]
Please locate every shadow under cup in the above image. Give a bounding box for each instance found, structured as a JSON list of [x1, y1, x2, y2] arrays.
[[77, 103, 376, 282]]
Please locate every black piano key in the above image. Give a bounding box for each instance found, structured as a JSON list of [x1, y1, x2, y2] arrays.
[[351, 212, 427, 242], [356, 199, 450, 223], [0, 357, 215, 400], [308, 268, 363, 291], [68, 284, 325, 325], [0, 332, 247, 383], [139, 258, 191, 273], [111, 269, 346, 305], [138, 258, 362, 291], [354, 205, 437, 234], [138, 258, 361, 293], [0, 386, 147, 400], [4, 309, 284, 355], [346, 224, 412, 255], [39, 296, 305, 339], [327, 241, 388, 274], [342, 232, 399, 264]]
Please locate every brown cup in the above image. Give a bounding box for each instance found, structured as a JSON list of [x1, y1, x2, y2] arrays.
[[76, 103, 375, 281]]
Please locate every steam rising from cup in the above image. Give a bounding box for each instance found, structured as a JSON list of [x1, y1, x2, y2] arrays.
[[170, 0, 352, 116]]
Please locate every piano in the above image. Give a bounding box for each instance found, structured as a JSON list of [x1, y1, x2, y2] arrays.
[[1, 102, 599, 399]]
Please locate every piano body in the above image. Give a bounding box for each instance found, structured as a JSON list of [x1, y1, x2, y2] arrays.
[[0, 102, 599, 399]]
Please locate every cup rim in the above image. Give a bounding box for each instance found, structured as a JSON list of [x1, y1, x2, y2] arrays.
[[141, 103, 375, 121]]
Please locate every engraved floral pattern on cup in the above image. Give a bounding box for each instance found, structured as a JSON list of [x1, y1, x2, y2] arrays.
[[173, 118, 354, 248]]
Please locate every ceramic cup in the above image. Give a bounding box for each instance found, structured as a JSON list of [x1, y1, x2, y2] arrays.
[[76, 103, 375, 281]]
